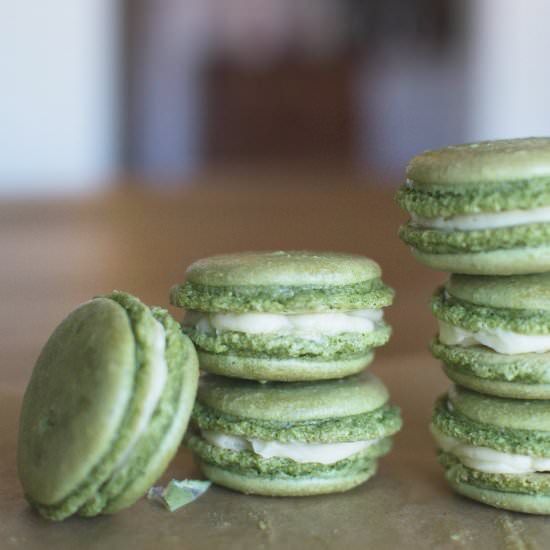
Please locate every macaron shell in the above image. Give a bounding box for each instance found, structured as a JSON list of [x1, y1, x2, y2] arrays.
[[197, 459, 378, 497], [187, 326, 390, 362], [443, 364, 550, 400], [80, 308, 199, 515], [430, 338, 550, 398], [396, 176, 550, 218], [412, 246, 550, 275], [194, 400, 402, 444], [197, 371, 389, 422], [399, 221, 550, 256], [407, 138, 550, 188], [447, 272, 550, 310], [17, 298, 136, 506], [185, 251, 382, 287], [448, 386, 550, 432], [171, 277, 394, 313], [448, 478, 550, 515], [197, 350, 374, 382], [431, 338, 550, 384], [432, 286, 550, 334]]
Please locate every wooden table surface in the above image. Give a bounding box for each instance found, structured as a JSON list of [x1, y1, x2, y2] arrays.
[[2, 181, 549, 548]]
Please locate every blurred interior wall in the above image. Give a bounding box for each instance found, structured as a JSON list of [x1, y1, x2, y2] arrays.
[[465, 0, 550, 141], [0, 1, 120, 195]]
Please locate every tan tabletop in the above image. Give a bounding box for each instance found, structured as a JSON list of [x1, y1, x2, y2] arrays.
[[2, 181, 549, 548]]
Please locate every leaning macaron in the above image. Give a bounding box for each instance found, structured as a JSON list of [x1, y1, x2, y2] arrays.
[[397, 137, 550, 275], [431, 273, 550, 399], [170, 251, 394, 382], [432, 385, 550, 514], [17, 291, 199, 521], [186, 372, 401, 496]]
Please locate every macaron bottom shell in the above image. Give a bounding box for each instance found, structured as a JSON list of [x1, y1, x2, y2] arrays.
[[411, 245, 550, 275], [197, 458, 378, 497], [196, 350, 375, 382], [443, 363, 550, 400], [447, 477, 550, 515]]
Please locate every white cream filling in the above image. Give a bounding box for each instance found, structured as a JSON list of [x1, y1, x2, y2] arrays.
[[432, 426, 550, 474], [202, 430, 379, 465], [411, 205, 550, 231], [113, 318, 168, 470], [438, 320, 550, 355], [185, 309, 383, 336]]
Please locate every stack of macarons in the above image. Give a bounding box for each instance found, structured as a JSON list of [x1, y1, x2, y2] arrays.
[[397, 137, 550, 514], [17, 251, 401, 521], [170, 251, 402, 496]]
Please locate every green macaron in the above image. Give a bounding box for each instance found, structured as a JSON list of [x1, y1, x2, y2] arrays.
[[396, 137, 550, 275], [186, 372, 402, 496], [432, 386, 550, 514], [170, 251, 394, 382], [431, 273, 550, 399], [17, 291, 199, 521]]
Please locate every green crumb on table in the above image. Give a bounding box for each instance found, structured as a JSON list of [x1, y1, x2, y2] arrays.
[[147, 479, 211, 512], [496, 514, 531, 550]]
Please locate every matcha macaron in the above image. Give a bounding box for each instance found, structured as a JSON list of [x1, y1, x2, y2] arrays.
[[397, 137, 550, 275], [170, 251, 394, 381], [431, 273, 550, 399], [432, 385, 550, 514], [17, 292, 199, 520], [186, 372, 402, 496]]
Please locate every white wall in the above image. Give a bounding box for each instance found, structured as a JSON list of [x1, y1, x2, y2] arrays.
[[465, 0, 550, 141], [0, 1, 120, 195]]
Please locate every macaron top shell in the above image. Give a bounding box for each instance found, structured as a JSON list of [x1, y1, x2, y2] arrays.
[[172, 251, 393, 313], [448, 385, 550, 432], [185, 251, 382, 287], [407, 137, 550, 188], [446, 273, 550, 310], [197, 371, 389, 422], [18, 298, 137, 505]]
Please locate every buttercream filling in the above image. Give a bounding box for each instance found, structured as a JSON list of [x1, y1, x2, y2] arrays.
[[411, 205, 550, 231], [201, 430, 379, 464], [438, 320, 550, 355], [184, 309, 383, 336], [432, 426, 550, 474], [113, 318, 168, 470]]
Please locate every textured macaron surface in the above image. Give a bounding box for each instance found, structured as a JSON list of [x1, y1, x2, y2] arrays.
[[397, 138, 550, 219], [192, 373, 401, 443], [186, 325, 391, 360], [184, 251, 382, 286], [80, 307, 198, 516], [432, 388, 550, 456], [399, 222, 550, 255], [197, 372, 389, 421], [171, 251, 394, 313], [439, 451, 550, 496], [431, 339, 550, 385], [406, 138, 550, 189], [446, 273, 550, 310], [17, 297, 137, 508], [432, 285, 550, 335]]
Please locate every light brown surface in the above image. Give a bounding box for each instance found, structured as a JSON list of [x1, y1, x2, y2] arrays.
[[2, 182, 550, 548]]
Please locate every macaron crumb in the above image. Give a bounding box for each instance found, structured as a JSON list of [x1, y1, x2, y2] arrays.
[[147, 479, 211, 512]]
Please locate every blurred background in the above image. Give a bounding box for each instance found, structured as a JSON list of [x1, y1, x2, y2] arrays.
[[2, 0, 550, 393], [2, 0, 550, 194]]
